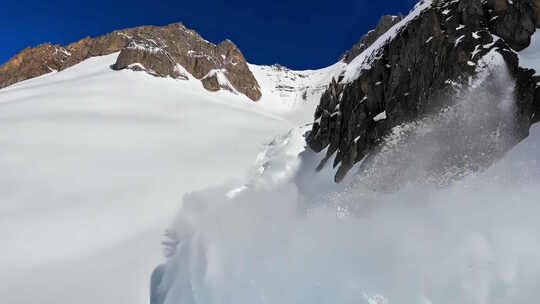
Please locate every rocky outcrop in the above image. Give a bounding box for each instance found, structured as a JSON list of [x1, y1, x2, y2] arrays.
[[341, 14, 404, 63], [307, 0, 540, 185], [0, 23, 261, 101], [0, 43, 71, 87], [112, 40, 188, 80], [110, 25, 261, 100]]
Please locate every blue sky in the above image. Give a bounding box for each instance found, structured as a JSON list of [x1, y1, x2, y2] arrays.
[[1, 0, 417, 69]]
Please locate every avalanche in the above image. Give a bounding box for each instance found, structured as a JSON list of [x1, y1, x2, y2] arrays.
[[157, 121, 540, 304], [151, 23, 540, 304]]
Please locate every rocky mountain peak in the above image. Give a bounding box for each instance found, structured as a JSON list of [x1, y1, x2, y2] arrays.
[[0, 22, 262, 101], [308, 0, 540, 186], [0, 43, 71, 86], [341, 14, 404, 63]]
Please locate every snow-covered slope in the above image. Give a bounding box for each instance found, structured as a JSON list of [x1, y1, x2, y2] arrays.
[[0, 52, 329, 304], [152, 13, 540, 304], [342, 0, 433, 83], [4, 5, 540, 302], [160, 121, 540, 304], [249, 62, 345, 122], [156, 38, 540, 301]]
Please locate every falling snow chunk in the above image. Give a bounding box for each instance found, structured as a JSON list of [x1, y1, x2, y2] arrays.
[[456, 24, 465, 30], [425, 36, 433, 43], [127, 63, 145, 70], [373, 111, 387, 122], [226, 185, 248, 200], [363, 293, 389, 304], [467, 61, 476, 66], [455, 35, 465, 46], [471, 45, 483, 58]]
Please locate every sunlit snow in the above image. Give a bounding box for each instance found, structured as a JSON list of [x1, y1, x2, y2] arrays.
[[0, 53, 317, 304]]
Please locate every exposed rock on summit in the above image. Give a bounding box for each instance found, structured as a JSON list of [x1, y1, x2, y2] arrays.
[[341, 14, 404, 63], [0, 23, 261, 101], [110, 25, 261, 101]]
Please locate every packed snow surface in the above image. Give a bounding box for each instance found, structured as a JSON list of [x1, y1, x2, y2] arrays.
[[249, 62, 346, 122], [0, 53, 313, 304]]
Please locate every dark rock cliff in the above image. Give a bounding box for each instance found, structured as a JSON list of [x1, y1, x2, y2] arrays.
[[307, 0, 540, 185], [0, 23, 261, 101], [341, 14, 404, 63]]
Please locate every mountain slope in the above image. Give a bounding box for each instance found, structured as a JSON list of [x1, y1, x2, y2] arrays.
[[158, 116, 540, 304], [3, 1, 540, 304], [152, 26, 540, 304], [0, 53, 296, 304], [308, 0, 540, 183], [248, 62, 346, 122], [0, 30, 354, 301], [147, 2, 540, 302]]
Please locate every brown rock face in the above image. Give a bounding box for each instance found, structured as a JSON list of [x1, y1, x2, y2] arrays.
[[112, 40, 188, 79], [0, 22, 261, 101], [0, 43, 70, 88], [110, 24, 261, 100], [0, 31, 136, 90]]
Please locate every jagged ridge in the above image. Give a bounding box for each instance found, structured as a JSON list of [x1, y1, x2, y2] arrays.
[[341, 14, 404, 63], [307, 0, 540, 183], [0, 22, 261, 101]]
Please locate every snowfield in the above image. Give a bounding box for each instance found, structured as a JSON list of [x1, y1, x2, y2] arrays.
[[0, 53, 329, 304], [248, 62, 346, 122]]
